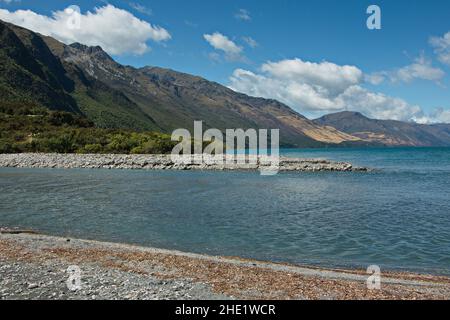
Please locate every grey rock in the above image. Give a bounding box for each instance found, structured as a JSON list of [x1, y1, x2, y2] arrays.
[[0, 154, 370, 173]]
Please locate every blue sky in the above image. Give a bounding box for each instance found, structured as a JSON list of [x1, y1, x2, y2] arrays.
[[1, 0, 450, 122]]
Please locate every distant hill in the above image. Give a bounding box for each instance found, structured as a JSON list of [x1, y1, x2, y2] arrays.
[[0, 20, 360, 148], [314, 111, 450, 147]]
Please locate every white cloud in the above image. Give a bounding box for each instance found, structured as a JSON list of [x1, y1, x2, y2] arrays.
[[394, 56, 445, 83], [260, 58, 363, 96], [365, 72, 385, 85], [366, 55, 445, 85], [0, 5, 171, 55], [204, 32, 245, 62], [235, 9, 251, 21], [429, 108, 450, 123], [129, 2, 152, 16], [411, 108, 450, 124], [337, 85, 424, 122], [430, 32, 450, 66], [242, 36, 258, 48], [229, 58, 450, 123], [204, 32, 242, 55]]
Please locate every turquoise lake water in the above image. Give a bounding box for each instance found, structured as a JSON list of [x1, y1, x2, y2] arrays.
[[1, 147, 449, 275]]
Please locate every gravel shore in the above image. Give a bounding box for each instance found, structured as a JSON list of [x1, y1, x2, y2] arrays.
[[0, 153, 369, 172], [1, 231, 448, 300]]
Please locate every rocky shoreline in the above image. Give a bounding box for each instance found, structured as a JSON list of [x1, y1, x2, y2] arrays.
[[1, 231, 449, 300], [0, 153, 369, 172]]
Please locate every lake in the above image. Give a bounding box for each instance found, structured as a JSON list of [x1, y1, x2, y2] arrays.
[[1, 147, 449, 275]]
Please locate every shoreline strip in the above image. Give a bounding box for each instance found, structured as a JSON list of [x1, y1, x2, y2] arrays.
[[1, 232, 448, 300]]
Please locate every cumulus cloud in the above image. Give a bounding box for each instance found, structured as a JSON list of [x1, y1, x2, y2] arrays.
[[365, 72, 385, 85], [229, 58, 449, 123], [234, 9, 251, 21], [204, 32, 242, 55], [0, 5, 171, 55], [366, 55, 445, 85], [428, 108, 450, 123], [260, 58, 363, 96], [337, 85, 424, 122], [204, 32, 245, 61], [394, 56, 445, 83], [430, 32, 450, 66]]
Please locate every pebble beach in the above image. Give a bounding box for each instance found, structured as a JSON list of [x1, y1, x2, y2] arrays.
[[1, 231, 449, 300], [0, 153, 368, 172]]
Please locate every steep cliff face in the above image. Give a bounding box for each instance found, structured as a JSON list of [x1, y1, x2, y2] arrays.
[[1, 21, 158, 131], [0, 21, 79, 113]]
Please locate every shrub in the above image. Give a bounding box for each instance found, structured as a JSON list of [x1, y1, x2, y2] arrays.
[[78, 143, 103, 154], [0, 105, 175, 154]]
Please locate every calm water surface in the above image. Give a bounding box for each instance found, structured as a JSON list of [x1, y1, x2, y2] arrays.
[[1, 147, 449, 274]]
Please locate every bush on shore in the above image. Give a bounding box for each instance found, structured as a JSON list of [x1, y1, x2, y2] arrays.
[[0, 102, 176, 154]]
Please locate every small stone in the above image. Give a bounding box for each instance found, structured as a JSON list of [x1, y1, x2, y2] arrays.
[[27, 283, 39, 289]]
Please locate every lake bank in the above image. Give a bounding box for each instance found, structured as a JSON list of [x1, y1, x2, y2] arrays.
[[0, 153, 369, 172], [1, 231, 449, 300]]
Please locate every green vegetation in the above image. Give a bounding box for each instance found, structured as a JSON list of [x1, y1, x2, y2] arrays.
[[0, 102, 176, 154]]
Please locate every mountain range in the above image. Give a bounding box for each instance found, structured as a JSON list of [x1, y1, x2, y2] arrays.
[[1, 19, 450, 148], [314, 112, 450, 147]]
